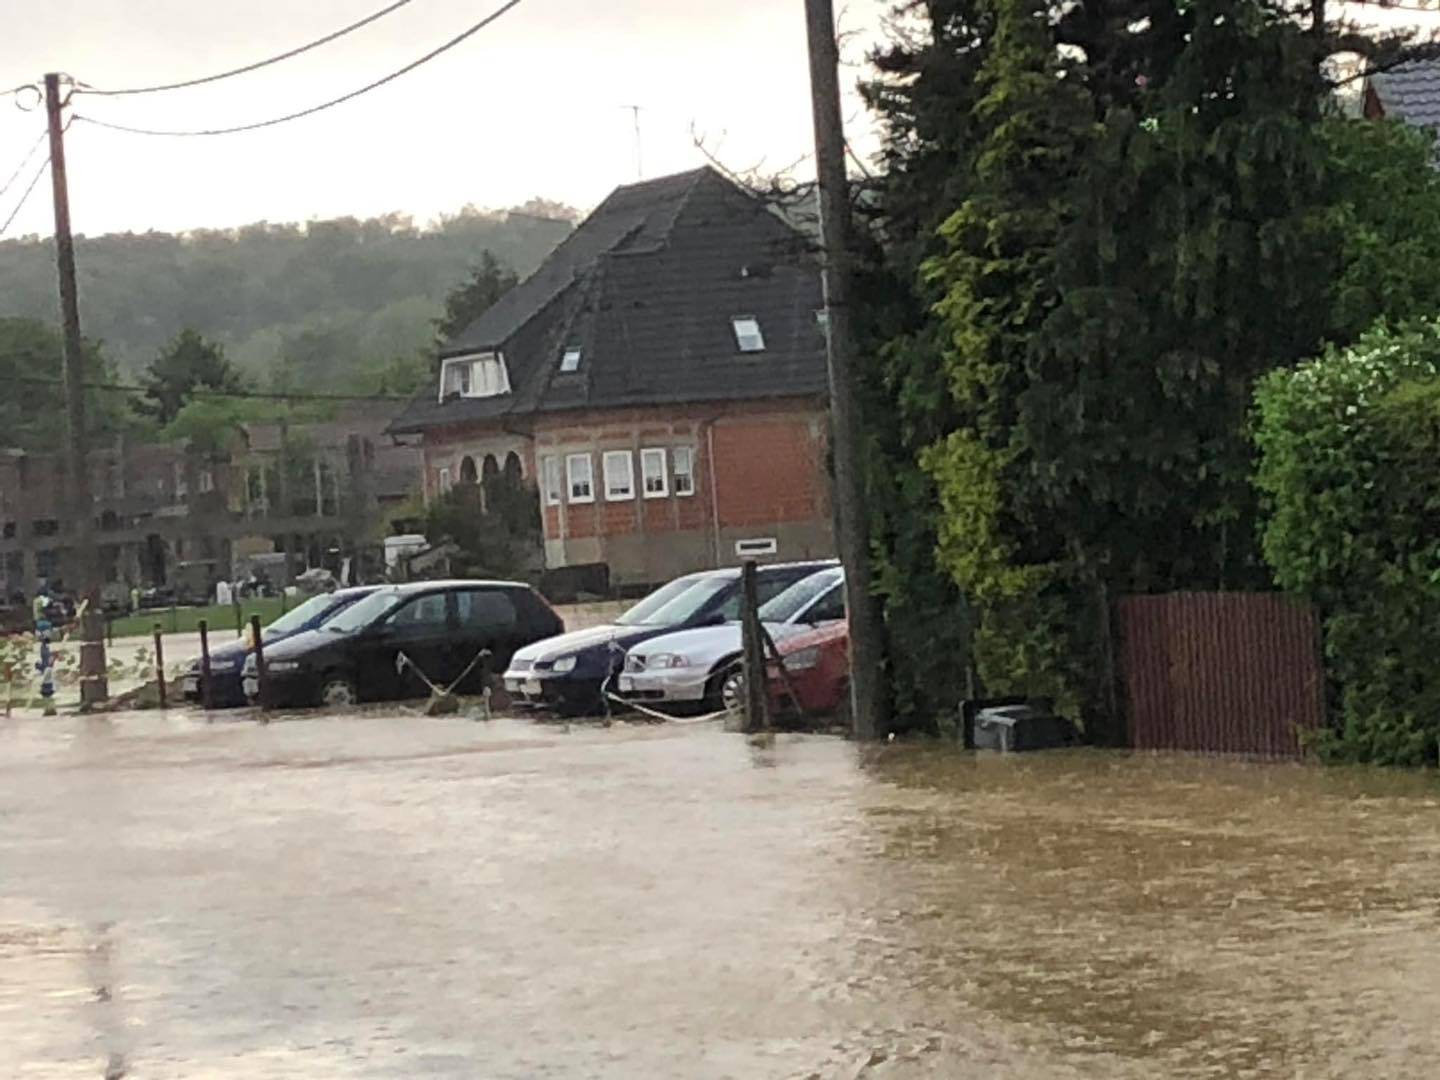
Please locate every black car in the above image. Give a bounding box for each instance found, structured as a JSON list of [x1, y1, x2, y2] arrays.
[[182, 586, 379, 708], [242, 580, 564, 709], [501, 560, 839, 716]]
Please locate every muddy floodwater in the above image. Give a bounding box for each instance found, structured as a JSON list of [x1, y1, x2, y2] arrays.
[[3, 714, 1439, 1078]]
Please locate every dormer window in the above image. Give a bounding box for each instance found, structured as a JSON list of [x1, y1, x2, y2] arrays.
[[560, 346, 583, 373], [439, 353, 511, 402], [732, 316, 765, 353]]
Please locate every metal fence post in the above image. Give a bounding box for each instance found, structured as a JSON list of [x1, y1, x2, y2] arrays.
[[198, 619, 213, 712], [152, 623, 167, 709], [740, 561, 769, 733], [250, 614, 268, 718]]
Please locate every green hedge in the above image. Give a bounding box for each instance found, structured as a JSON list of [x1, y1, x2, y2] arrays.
[[1254, 321, 1440, 765]]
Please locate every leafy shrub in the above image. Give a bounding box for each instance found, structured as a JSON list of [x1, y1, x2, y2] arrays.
[[1254, 320, 1440, 765]]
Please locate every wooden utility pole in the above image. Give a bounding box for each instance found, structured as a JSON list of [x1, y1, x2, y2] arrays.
[[803, 0, 888, 738], [45, 73, 108, 709], [739, 561, 770, 733]]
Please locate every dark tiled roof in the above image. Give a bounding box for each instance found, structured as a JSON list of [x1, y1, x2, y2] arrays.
[[391, 168, 828, 435], [442, 169, 707, 358], [1370, 60, 1440, 131]]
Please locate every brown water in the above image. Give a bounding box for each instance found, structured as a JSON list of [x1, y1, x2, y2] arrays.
[[2, 713, 1438, 1078]]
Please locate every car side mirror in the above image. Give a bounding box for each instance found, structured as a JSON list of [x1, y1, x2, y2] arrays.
[[698, 612, 727, 628]]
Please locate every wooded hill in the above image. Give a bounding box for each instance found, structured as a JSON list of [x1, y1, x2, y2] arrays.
[[0, 202, 576, 387]]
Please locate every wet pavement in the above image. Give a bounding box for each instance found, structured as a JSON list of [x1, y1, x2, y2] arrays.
[[3, 713, 1440, 1078]]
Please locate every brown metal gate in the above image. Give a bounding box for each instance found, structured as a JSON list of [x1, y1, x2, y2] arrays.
[[1117, 592, 1324, 757]]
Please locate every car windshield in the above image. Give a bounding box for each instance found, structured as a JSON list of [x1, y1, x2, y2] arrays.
[[263, 593, 339, 639], [759, 569, 843, 624], [324, 589, 404, 634], [616, 576, 729, 627]]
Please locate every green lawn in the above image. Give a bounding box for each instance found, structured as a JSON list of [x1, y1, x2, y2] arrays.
[[107, 598, 289, 640]]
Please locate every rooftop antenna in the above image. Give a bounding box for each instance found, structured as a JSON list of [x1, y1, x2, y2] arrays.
[[622, 105, 643, 180]]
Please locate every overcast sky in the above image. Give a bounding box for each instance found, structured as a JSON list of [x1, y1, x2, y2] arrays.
[[0, 0, 891, 238]]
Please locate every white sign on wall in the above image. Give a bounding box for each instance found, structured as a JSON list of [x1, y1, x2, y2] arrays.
[[735, 538, 779, 558]]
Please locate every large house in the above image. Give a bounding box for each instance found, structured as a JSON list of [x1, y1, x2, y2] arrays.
[[390, 167, 836, 587]]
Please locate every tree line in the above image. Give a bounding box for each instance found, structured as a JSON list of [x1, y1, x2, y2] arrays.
[[0, 207, 551, 449]]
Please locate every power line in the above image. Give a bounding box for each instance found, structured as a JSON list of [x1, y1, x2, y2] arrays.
[[0, 127, 47, 202], [73, 0, 528, 138], [0, 155, 49, 239], [73, 0, 418, 97], [1345, 0, 1440, 10], [8, 376, 411, 403]]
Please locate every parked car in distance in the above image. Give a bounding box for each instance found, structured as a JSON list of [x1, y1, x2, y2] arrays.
[[243, 580, 563, 709], [766, 618, 849, 720], [182, 586, 380, 708], [617, 566, 847, 713], [502, 560, 838, 716]]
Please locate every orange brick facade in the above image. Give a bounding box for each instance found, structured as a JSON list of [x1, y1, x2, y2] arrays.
[[420, 397, 834, 586]]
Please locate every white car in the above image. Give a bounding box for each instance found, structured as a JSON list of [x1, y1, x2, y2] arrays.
[[616, 567, 846, 712]]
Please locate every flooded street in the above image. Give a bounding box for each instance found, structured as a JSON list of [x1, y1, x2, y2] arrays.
[[3, 714, 1439, 1078]]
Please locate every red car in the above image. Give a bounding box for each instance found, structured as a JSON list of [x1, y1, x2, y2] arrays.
[[766, 619, 849, 719]]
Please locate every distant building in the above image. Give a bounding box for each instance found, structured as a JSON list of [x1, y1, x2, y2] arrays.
[[1363, 60, 1440, 136], [389, 167, 836, 587], [0, 409, 423, 601]]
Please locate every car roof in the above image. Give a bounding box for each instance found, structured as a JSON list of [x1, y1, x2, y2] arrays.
[[354, 579, 534, 596], [679, 559, 840, 583]]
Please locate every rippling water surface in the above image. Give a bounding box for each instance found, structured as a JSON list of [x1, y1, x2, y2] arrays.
[[3, 713, 1438, 1077]]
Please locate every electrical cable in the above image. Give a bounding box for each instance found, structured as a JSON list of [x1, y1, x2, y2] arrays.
[[0, 155, 49, 239], [73, 0, 528, 137], [0, 126, 47, 202], [1344, 0, 1440, 11], [5, 376, 411, 402], [73, 0, 418, 96]]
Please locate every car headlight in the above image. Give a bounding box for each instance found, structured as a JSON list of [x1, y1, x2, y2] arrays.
[[551, 656, 578, 674], [265, 660, 302, 673], [649, 653, 691, 669], [784, 646, 823, 671]]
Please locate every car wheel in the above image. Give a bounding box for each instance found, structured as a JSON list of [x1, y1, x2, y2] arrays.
[[320, 675, 359, 709], [709, 662, 745, 716]]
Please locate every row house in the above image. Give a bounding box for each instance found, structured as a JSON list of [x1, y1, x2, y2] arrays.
[[389, 167, 836, 587], [0, 412, 423, 601]]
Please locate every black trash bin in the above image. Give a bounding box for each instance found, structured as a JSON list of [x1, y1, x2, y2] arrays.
[[965, 698, 1076, 752]]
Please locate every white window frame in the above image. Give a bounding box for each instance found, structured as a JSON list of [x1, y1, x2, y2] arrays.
[[566, 453, 594, 504], [542, 455, 563, 506], [640, 448, 668, 499], [437, 466, 453, 496], [732, 316, 766, 353], [673, 447, 696, 497], [440, 358, 472, 399], [439, 352, 511, 401], [560, 346, 583, 373], [603, 450, 635, 501]]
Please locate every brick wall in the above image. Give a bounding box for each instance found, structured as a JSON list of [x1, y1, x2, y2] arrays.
[[416, 398, 833, 586]]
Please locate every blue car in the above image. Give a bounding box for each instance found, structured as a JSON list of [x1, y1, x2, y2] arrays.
[[182, 585, 379, 708]]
